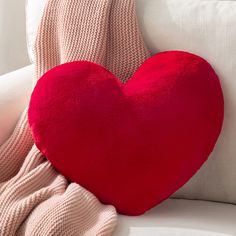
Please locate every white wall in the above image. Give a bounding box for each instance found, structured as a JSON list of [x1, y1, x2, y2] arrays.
[[0, 0, 30, 75]]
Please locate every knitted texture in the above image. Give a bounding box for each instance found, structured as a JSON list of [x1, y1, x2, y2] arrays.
[[0, 0, 150, 235]]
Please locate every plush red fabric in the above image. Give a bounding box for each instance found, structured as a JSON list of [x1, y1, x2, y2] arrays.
[[28, 51, 224, 216]]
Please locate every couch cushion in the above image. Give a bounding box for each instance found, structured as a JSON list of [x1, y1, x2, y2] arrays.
[[26, 0, 236, 205], [113, 199, 236, 236]]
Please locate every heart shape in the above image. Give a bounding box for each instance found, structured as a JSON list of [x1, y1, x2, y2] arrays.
[[28, 51, 224, 215]]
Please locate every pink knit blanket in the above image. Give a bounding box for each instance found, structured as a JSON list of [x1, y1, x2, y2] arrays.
[[0, 0, 149, 235]]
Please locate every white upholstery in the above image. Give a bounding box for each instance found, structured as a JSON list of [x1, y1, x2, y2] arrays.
[[114, 199, 236, 236], [1, 0, 236, 235], [0, 65, 33, 145], [1, 1, 236, 235]]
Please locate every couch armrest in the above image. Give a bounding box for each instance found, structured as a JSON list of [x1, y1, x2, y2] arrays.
[[0, 65, 34, 145]]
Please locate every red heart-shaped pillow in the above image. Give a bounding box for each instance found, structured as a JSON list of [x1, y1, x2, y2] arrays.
[[28, 51, 224, 215]]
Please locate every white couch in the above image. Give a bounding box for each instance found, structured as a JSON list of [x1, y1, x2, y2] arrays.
[[1, 0, 236, 235]]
